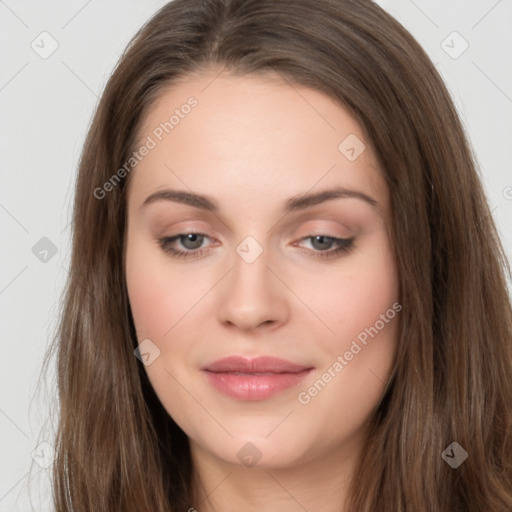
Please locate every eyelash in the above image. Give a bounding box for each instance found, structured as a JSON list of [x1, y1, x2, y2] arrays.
[[158, 233, 354, 260]]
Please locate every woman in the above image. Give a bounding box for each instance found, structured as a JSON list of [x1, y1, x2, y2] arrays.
[[46, 0, 512, 510]]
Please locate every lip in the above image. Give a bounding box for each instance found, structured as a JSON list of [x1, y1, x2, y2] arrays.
[[202, 356, 313, 401]]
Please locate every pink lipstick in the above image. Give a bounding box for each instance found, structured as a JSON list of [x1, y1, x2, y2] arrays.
[[202, 356, 313, 401]]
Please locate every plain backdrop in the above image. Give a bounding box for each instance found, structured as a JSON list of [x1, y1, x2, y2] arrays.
[[1, 0, 511, 510]]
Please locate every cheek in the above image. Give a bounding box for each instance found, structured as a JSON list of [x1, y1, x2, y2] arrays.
[[125, 239, 203, 340], [125, 241, 200, 425], [298, 230, 399, 349], [126, 261, 169, 340], [295, 232, 400, 430]]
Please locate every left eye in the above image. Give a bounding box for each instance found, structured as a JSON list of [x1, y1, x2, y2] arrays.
[[293, 235, 355, 259], [298, 235, 342, 251]]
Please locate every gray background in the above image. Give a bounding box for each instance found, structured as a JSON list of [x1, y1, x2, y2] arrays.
[[1, 0, 511, 510]]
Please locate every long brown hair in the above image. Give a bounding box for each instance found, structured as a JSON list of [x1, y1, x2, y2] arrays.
[[43, 0, 512, 509]]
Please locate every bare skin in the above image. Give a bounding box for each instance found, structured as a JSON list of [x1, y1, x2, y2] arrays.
[[125, 67, 400, 512]]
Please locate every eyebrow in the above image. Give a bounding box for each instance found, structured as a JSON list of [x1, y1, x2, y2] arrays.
[[140, 186, 379, 214]]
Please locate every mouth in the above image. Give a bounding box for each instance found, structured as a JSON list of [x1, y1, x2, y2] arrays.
[[201, 356, 314, 401]]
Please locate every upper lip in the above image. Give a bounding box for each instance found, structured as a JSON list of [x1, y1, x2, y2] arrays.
[[202, 356, 312, 373]]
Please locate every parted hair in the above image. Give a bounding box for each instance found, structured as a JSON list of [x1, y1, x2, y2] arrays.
[[43, 0, 512, 510]]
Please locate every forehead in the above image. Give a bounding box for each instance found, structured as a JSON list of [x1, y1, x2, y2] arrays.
[[127, 69, 389, 215]]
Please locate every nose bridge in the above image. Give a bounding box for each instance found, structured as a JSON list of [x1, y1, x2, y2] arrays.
[[230, 234, 273, 295], [217, 234, 288, 330]]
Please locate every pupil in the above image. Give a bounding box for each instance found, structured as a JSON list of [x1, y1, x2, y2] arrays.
[[183, 233, 202, 249], [313, 236, 331, 250]]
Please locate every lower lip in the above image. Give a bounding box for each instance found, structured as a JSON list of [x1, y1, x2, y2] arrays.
[[203, 370, 312, 400]]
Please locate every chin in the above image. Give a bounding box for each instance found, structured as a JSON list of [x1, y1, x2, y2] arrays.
[[194, 430, 313, 470]]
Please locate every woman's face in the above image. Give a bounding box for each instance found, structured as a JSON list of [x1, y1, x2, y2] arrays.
[[125, 69, 400, 470]]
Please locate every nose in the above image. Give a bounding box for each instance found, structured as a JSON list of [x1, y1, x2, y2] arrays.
[[217, 242, 290, 332]]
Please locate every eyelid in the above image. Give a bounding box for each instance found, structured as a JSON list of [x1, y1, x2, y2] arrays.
[[294, 219, 353, 237]]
